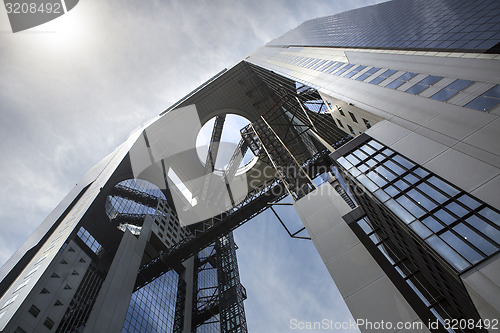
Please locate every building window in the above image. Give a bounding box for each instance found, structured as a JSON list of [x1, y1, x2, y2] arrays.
[[430, 79, 474, 101], [324, 62, 345, 74], [319, 60, 335, 71], [77, 227, 103, 255], [465, 84, 500, 112], [25, 266, 39, 278], [14, 327, 26, 333], [385, 72, 418, 89], [347, 125, 355, 135], [336, 139, 500, 273], [363, 118, 371, 128], [311, 59, 328, 70], [348, 111, 358, 123], [344, 65, 366, 78], [369, 69, 397, 85], [1, 294, 18, 310], [44, 317, 55, 330], [336, 118, 344, 128], [334, 63, 354, 76], [14, 279, 30, 293], [336, 105, 345, 116], [356, 67, 381, 81], [28, 305, 40, 318], [405, 75, 442, 95]]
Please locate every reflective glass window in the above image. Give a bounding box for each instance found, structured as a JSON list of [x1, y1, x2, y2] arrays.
[[434, 209, 456, 225], [409, 220, 433, 239], [358, 164, 369, 173], [413, 168, 429, 178], [376, 165, 397, 181], [458, 194, 481, 210], [358, 218, 374, 234], [384, 185, 399, 197], [386, 72, 418, 89], [445, 202, 469, 218], [465, 96, 500, 112], [319, 60, 334, 70], [312, 59, 328, 70], [430, 88, 459, 101], [365, 158, 377, 168], [403, 173, 419, 185], [373, 153, 385, 162], [325, 62, 345, 74], [386, 79, 405, 89], [345, 154, 359, 165], [334, 63, 354, 76], [479, 207, 500, 227], [396, 195, 426, 218], [407, 189, 437, 211], [360, 144, 376, 156], [394, 179, 409, 191], [368, 140, 383, 150], [365, 67, 381, 75], [483, 85, 500, 99], [369, 76, 386, 85], [386, 199, 415, 223], [426, 235, 470, 271], [336, 157, 352, 170], [353, 149, 368, 160], [441, 231, 482, 264], [428, 177, 459, 197], [356, 73, 371, 81], [357, 174, 378, 192], [384, 160, 405, 175], [374, 189, 390, 202], [393, 155, 415, 170], [422, 216, 444, 233], [430, 79, 474, 101], [406, 83, 427, 95], [419, 75, 442, 85], [368, 171, 388, 187], [446, 79, 474, 92], [466, 215, 500, 242], [453, 224, 498, 256]]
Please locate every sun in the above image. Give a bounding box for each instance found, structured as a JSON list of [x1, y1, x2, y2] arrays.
[[26, 3, 93, 52]]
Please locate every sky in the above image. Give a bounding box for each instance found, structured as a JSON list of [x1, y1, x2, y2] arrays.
[[0, 0, 388, 332]]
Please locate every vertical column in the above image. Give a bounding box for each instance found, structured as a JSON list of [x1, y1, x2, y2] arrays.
[[83, 216, 153, 333], [216, 233, 247, 333]]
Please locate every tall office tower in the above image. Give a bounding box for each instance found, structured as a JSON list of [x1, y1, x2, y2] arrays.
[[1, 0, 500, 332]]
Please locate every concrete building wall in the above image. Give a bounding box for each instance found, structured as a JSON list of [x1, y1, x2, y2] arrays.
[[294, 183, 430, 333]]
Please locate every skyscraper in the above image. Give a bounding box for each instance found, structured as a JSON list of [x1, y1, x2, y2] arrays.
[[1, 0, 500, 332]]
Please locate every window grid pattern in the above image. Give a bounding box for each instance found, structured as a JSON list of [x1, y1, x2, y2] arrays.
[[268, 0, 500, 52], [122, 270, 179, 333], [430, 79, 474, 102], [384, 72, 417, 89], [369, 69, 397, 85], [406, 75, 443, 95], [269, 53, 498, 112], [337, 139, 500, 273], [465, 84, 500, 111], [356, 217, 479, 332], [76, 227, 102, 255]]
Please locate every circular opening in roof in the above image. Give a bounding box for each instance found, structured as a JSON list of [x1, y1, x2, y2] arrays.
[[196, 114, 257, 175]]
